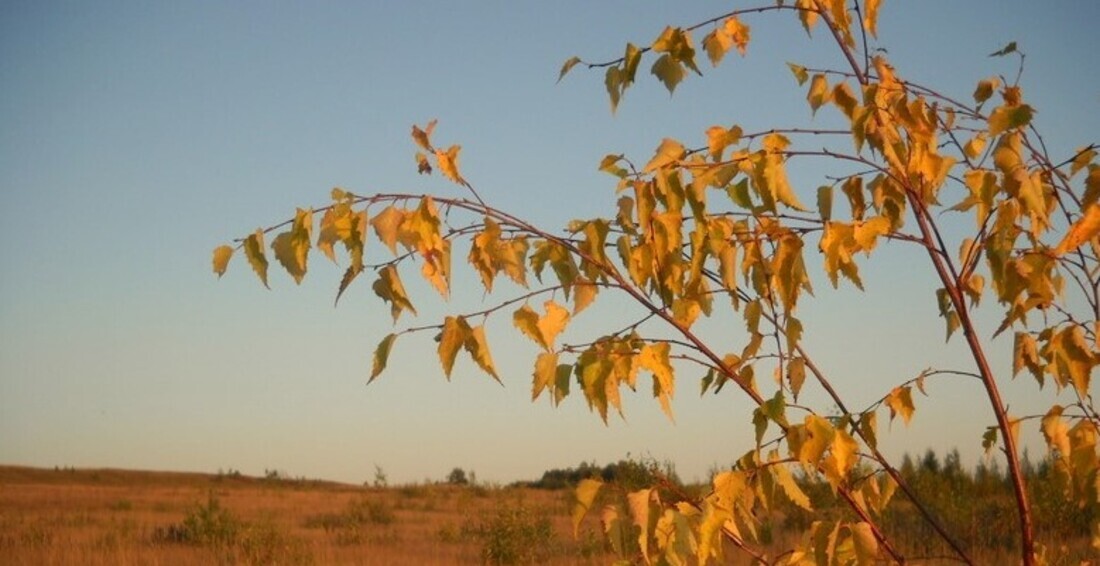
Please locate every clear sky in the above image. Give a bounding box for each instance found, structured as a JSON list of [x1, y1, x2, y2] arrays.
[[1, 1, 1097, 485]]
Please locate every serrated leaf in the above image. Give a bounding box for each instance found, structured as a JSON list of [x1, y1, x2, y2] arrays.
[[212, 245, 234, 278], [788, 357, 807, 400], [573, 278, 598, 315], [370, 206, 406, 255], [532, 352, 559, 401], [436, 145, 465, 186], [638, 342, 675, 421], [464, 324, 500, 382], [644, 138, 686, 173], [964, 133, 988, 160], [1041, 405, 1071, 460], [885, 386, 915, 426], [1053, 203, 1100, 256], [271, 208, 313, 285], [651, 54, 685, 95], [572, 479, 603, 537], [372, 265, 417, 321], [557, 56, 581, 83], [369, 333, 397, 382], [973, 78, 999, 105], [437, 316, 469, 379], [774, 463, 812, 511], [243, 229, 269, 289]]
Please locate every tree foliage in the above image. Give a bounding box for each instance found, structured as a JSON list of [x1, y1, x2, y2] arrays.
[[216, 1, 1099, 564]]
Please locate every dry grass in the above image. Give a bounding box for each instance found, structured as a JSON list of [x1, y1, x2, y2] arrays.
[[0, 466, 612, 565]]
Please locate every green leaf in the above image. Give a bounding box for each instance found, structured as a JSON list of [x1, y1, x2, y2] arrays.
[[212, 245, 234, 278], [243, 229, 270, 289], [989, 41, 1018, 57], [557, 56, 581, 83], [572, 478, 603, 537], [369, 333, 397, 383]]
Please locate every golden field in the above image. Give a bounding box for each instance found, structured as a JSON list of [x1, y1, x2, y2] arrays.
[[0, 465, 615, 565]]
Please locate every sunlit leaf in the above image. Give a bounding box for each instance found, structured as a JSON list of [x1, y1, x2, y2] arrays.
[[787, 62, 809, 86], [1053, 203, 1100, 256], [644, 138, 686, 173], [436, 145, 465, 186], [243, 229, 269, 289], [464, 324, 500, 382], [807, 74, 830, 115], [369, 333, 397, 382], [212, 245, 234, 278], [572, 478, 603, 537], [885, 386, 915, 425]]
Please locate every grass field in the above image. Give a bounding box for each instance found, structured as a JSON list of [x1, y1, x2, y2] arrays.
[[1, 464, 1094, 565], [0, 465, 616, 565]]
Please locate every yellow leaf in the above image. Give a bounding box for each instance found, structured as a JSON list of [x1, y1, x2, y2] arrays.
[[973, 78, 999, 105], [787, 62, 809, 86], [212, 245, 234, 278], [853, 216, 891, 253], [464, 324, 500, 382], [372, 265, 417, 321], [538, 300, 570, 350], [651, 54, 685, 95], [795, 0, 818, 35], [243, 229, 269, 289], [436, 145, 465, 186], [1041, 405, 1071, 460], [370, 206, 406, 255], [774, 463, 812, 511], [437, 316, 469, 379], [862, 0, 882, 37], [1054, 203, 1100, 256], [571, 479, 603, 537], [885, 386, 915, 425], [988, 104, 1035, 136], [369, 333, 397, 383], [964, 133, 988, 160], [271, 208, 313, 285], [638, 342, 676, 420], [573, 278, 598, 315], [644, 138, 686, 173], [850, 522, 878, 566], [705, 125, 742, 161], [807, 74, 830, 114], [532, 352, 559, 401]]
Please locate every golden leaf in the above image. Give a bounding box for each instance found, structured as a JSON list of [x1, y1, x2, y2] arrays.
[[571, 479, 603, 537], [1053, 203, 1100, 256], [212, 245, 234, 278]]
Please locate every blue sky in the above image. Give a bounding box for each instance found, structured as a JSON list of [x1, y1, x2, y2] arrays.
[[1, 1, 1097, 485]]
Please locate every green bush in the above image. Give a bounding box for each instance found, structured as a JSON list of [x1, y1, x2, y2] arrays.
[[463, 504, 556, 565]]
